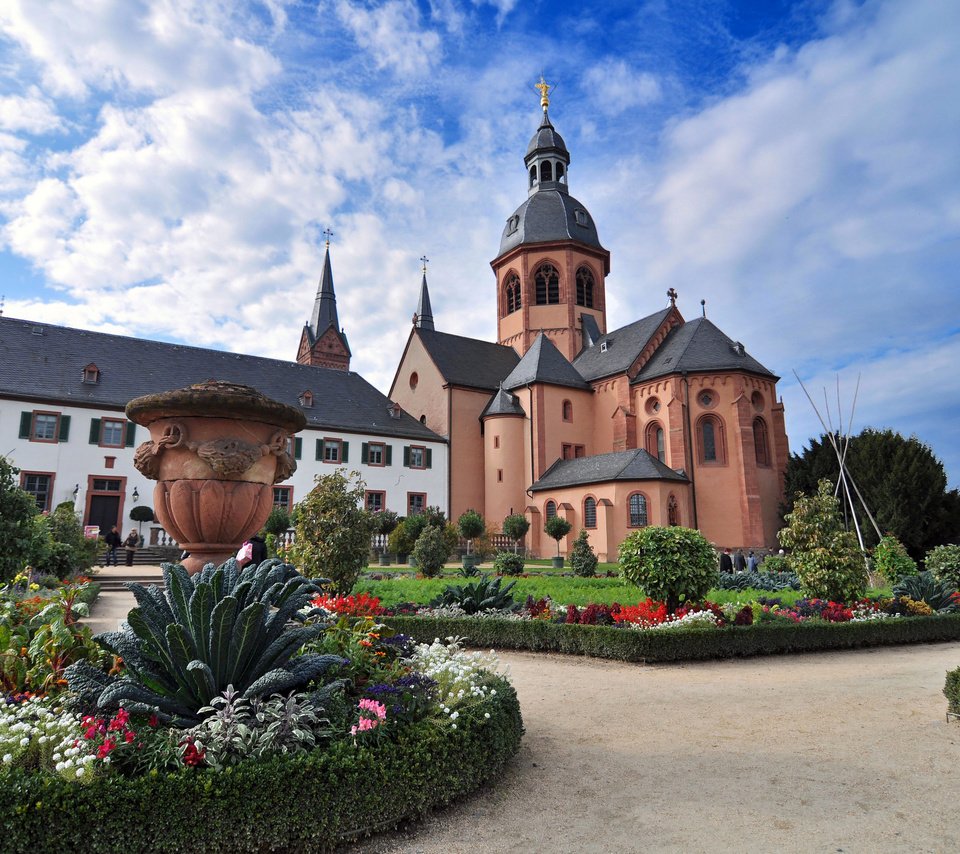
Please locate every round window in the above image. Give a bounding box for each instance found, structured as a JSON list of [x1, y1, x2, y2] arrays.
[[751, 391, 764, 412], [645, 397, 661, 415], [698, 390, 716, 408], [409, 372, 419, 390]]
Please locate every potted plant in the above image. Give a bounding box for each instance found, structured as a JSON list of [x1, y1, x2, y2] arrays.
[[372, 510, 399, 566], [544, 515, 572, 568], [458, 509, 485, 570], [502, 513, 530, 554]]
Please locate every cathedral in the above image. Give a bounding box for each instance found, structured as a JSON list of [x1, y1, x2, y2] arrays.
[[389, 85, 789, 561]]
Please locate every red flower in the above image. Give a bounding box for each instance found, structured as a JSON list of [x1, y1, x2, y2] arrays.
[[124, 730, 135, 743], [148, 714, 159, 728]]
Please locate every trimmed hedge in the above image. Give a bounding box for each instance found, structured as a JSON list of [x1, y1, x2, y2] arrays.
[[384, 613, 960, 663], [0, 676, 522, 853], [946, 667, 960, 717]]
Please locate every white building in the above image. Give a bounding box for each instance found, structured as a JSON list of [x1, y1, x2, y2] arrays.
[[0, 298, 447, 542]]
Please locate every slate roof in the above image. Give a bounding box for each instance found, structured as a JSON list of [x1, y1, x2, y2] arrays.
[[633, 317, 777, 383], [415, 273, 434, 331], [416, 328, 520, 391], [502, 332, 591, 391], [498, 190, 604, 256], [525, 110, 569, 159], [530, 449, 688, 492], [479, 385, 525, 419], [572, 307, 673, 382], [0, 316, 442, 442]]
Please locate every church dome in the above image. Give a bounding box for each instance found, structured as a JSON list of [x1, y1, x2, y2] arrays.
[[498, 190, 602, 255], [525, 113, 568, 160]]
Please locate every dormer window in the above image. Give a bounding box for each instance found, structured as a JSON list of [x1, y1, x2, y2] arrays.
[[600, 342, 608, 353], [574, 209, 588, 227], [81, 364, 100, 384], [507, 215, 519, 234], [388, 402, 402, 420], [299, 390, 314, 408]]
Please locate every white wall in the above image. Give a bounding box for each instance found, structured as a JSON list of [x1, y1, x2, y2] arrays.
[[0, 397, 448, 533]]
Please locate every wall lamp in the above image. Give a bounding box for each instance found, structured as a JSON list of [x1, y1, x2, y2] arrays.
[[132, 487, 140, 502]]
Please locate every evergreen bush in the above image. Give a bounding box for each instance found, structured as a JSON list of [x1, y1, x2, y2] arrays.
[[0, 456, 43, 582], [493, 552, 525, 576], [872, 534, 917, 583], [412, 526, 450, 578], [927, 544, 960, 590], [618, 526, 718, 612], [945, 667, 960, 716], [262, 506, 291, 537], [457, 510, 485, 556], [502, 513, 530, 553], [570, 530, 598, 577], [778, 480, 868, 602]]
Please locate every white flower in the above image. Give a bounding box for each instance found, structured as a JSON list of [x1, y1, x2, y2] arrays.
[[484, 713, 491, 719], [2, 754, 11, 764], [75, 768, 84, 778], [18, 737, 29, 747]]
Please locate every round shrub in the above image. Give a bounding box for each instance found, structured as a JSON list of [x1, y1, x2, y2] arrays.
[[544, 515, 572, 556], [570, 529, 598, 577], [760, 555, 789, 574], [412, 526, 450, 577], [617, 525, 718, 612], [458, 509, 485, 554], [493, 552, 525, 576], [927, 544, 960, 590], [873, 534, 917, 583], [502, 513, 530, 552]]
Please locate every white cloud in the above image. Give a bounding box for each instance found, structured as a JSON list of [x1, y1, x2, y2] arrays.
[[582, 58, 662, 116], [334, 0, 442, 79], [0, 88, 62, 134]]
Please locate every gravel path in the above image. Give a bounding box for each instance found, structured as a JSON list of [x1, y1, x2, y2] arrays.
[[344, 643, 960, 854]]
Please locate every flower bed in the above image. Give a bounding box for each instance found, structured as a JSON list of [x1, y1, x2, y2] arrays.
[[0, 563, 523, 852]]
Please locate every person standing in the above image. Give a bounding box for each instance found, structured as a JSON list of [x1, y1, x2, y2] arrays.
[[747, 550, 757, 573], [103, 525, 122, 567], [734, 549, 747, 573], [719, 548, 733, 574], [123, 528, 139, 567]]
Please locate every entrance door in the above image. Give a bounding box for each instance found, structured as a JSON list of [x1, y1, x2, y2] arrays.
[[87, 495, 120, 535]]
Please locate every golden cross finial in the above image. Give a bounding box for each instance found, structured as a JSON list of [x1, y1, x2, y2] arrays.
[[535, 74, 553, 111], [419, 255, 429, 273], [322, 227, 333, 247]]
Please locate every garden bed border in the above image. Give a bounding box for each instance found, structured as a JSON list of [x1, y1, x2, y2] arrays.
[[384, 613, 960, 662]]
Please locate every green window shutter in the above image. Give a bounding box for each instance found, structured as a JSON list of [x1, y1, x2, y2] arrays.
[[361, 442, 369, 463], [19, 412, 32, 439], [89, 419, 101, 444], [316, 439, 323, 461], [425, 448, 432, 469], [125, 422, 136, 447], [294, 437, 302, 460], [58, 415, 71, 442], [341, 441, 349, 463], [385, 445, 392, 466], [403, 446, 410, 467]]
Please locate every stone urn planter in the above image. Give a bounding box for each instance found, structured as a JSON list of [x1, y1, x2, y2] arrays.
[[551, 556, 564, 569], [126, 381, 306, 575]]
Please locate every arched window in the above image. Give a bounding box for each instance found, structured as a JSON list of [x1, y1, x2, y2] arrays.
[[556, 163, 565, 184], [667, 495, 679, 526], [545, 500, 557, 520], [540, 161, 552, 182], [697, 415, 726, 464], [753, 416, 770, 466], [628, 493, 648, 527], [529, 165, 537, 188], [562, 399, 573, 422], [583, 497, 597, 528], [645, 421, 665, 462], [534, 263, 560, 305], [575, 266, 595, 308], [504, 273, 521, 315]]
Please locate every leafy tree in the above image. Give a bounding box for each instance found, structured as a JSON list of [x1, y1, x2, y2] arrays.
[[39, 503, 98, 578], [570, 529, 598, 578], [618, 526, 718, 612], [412, 526, 450, 578], [371, 510, 399, 537], [290, 470, 375, 593], [457, 510, 485, 556], [502, 514, 530, 554], [0, 456, 43, 582], [872, 534, 917, 584], [262, 506, 291, 537], [784, 429, 960, 559], [543, 515, 572, 558], [779, 479, 868, 602]]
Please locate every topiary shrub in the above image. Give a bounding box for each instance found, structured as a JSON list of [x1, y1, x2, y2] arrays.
[[457, 509, 485, 557], [544, 515, 572, 558], [873, 534, 918, 583], [778, 480, 868, 602], [927, 544, 960, 590], [618, 525, 718, 612], [570, 529, 598, 577], [412, 526, 450, 578], [945, 667, 960, 717], [493, 552, 524, 576], [502, 513, 530, 554]]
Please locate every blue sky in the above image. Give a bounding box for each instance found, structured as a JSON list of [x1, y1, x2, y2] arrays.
[[1, 0, 958, 487]]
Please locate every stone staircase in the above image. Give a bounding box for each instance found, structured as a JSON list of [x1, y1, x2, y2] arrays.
[[94, 545, 181, 569]]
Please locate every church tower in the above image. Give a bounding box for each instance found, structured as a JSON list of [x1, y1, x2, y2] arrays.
[[297, 235, 351, 370], [491, 79, 611, 361]]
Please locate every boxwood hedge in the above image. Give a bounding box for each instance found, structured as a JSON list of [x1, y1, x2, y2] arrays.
[[0, 676, 522, 854], [383, 613, 960, 663]]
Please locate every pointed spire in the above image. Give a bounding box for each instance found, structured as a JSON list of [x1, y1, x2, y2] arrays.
[[415, 256, 434, 331], [310, 239, 339, 337]]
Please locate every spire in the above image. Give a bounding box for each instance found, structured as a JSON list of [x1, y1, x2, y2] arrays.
[[415, 256, 434, 331], [309, 233, 339, 337]]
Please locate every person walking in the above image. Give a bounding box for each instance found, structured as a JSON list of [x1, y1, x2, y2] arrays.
[[747, 550, 757, 573], [733, 549, 747, 573], [103, 525, 122, 567], [719, 548, 733, 574], [123, 528, 139, 567]]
